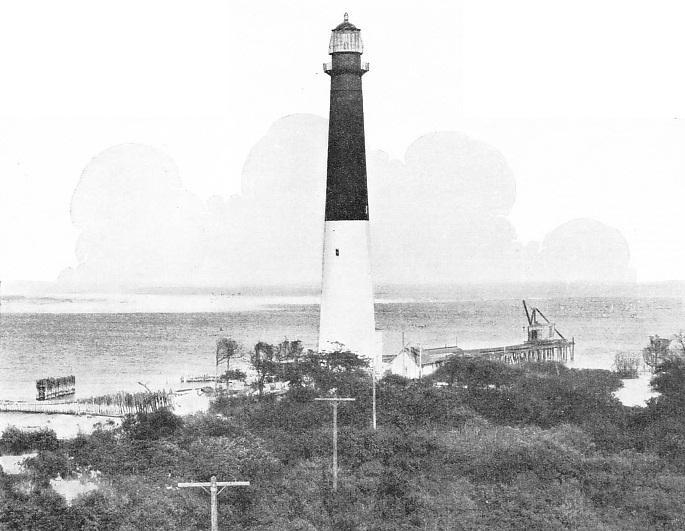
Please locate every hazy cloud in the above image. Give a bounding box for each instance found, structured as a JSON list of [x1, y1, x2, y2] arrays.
[[529, 218, 633, 283], [368, 132, 521, 284], [58, 114, 632, 289], [60, 144, 208, 288]]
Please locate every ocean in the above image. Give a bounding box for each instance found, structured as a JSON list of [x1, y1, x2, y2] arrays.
[[1, 284, 684, 402]]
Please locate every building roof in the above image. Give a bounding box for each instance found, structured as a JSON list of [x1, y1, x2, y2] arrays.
[[383, 345, 464, 368], [421, 347, 463, 366]]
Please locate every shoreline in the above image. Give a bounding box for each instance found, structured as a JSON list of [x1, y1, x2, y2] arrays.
[[0, 391, 210, 439], [0, 366, 659, 439]]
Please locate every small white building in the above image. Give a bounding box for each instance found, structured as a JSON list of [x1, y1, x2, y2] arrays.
[[383, 345, 464, 379], [383, 347, 421, 379]]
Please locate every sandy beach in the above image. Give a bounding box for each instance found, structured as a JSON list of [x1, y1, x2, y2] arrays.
[[614, 371, 659, 407], [0, 412, 121, 439], [0, 391, 210, 439]]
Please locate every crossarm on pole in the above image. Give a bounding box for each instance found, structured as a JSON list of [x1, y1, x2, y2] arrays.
[[178, 481, 250, 488]]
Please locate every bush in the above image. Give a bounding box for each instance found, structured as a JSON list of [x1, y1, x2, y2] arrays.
[[64, 429, 130, 475], [0, 426, 59, 455], [121, 408, 183, 441], [69, 491, 122, 531], [24, 450, 73, 484], [181, 413, 244, 439], [433, 357, 523, 389], [436, 361, 627, 431], [651, 357, 685, 400], [377, 377, 477, 430]]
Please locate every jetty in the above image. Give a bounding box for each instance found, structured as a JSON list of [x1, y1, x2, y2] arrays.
[[36, 376, 76, 401], [181, 374, 218, 383], [385, 301, 575, 378]]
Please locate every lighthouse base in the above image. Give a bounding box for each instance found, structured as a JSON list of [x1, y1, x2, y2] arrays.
[[318, 220, 377, 361]]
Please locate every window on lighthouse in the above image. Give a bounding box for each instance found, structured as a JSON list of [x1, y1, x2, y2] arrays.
[[335, 249, 340, 256]]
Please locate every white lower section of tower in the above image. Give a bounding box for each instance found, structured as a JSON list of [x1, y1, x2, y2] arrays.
[[318, 220, 377, 363]]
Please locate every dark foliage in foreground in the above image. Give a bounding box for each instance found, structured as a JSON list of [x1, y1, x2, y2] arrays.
[[5, 351, 685, 529], [0, 427, 59, 455]]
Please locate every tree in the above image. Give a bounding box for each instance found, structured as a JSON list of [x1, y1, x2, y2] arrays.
[[643, 335, 672, 373], [673, 332, 685, 358], [318, 349, 369, 373], [613, 352, 640, 379], [433, 356, 521, 389], [221, 369, 247, 383], [216, 337, 242, 385], [250, 342, 280, 398], [277, 349, 371, 404], [651, 356, 685, 399], [276, 339, 305, 362], [647, 333, 685, 398]]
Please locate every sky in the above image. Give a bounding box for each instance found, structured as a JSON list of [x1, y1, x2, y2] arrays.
[[0, 1, 684, 288]]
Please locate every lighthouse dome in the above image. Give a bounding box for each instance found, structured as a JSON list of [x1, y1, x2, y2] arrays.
[[334, 19, 357, 31], [329, 13, 364, 54]]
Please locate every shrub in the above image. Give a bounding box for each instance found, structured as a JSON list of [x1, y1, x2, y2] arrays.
[[433, 357, 523, 389], [181, 412, 244, 439], [0, 426, 59, 455], [613, 352, 640, 379], [24, 450, 73, 484], [121, 408, 183, 441]]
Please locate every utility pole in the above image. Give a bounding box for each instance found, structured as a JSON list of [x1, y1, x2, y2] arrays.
[[372, 360, 377, 431], [419, 343, 423, 379], [178, 476, 249, 531], [401, 331, 406, 377], [314, 396, 355, 490]]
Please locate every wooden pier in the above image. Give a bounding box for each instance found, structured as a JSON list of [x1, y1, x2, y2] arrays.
[[386, 301, 575, 378], [181, 374, 218, 383], [424, 301, 574, 369], [460, 338, 575, 364]]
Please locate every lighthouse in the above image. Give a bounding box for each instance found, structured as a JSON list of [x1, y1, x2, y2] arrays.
[[318, 14, 378, 363]]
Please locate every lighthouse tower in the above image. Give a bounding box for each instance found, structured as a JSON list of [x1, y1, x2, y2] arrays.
[[318, 14, 378, 362]]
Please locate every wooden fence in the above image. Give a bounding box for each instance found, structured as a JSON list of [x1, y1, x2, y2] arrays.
[[0, 390, 175, 417]]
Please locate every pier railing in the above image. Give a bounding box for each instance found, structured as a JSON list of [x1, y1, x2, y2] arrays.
[[462, 339, 575, 364], [422, 338, 575, 373]]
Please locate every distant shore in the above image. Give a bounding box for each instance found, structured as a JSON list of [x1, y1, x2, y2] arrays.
[[3, 280, 684, 314]]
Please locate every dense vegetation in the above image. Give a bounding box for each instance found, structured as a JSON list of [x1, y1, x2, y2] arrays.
[[4, 345, 685, 530]]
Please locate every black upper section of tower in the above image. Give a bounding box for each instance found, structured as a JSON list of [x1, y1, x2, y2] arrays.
[[324, 15, 369, 222]]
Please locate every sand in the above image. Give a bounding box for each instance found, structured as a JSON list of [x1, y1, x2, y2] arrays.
[[0, 452, 37, 474], [0, 412, 120, 439], [0, 391, 210, 440], [50, 476, 99, 503], [172, 390, 211, 415], [614, 371, 659, 407]]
